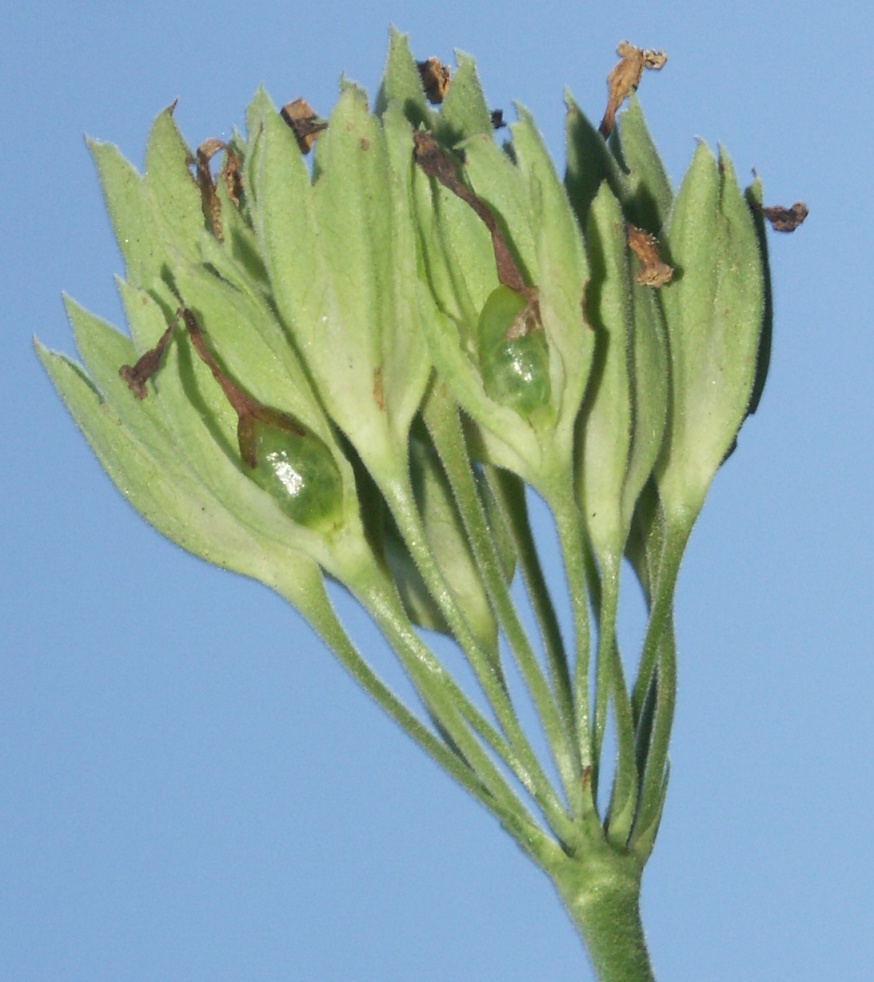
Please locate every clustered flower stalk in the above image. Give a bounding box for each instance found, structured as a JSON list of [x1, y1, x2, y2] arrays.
[[38, 30, 802, 980]]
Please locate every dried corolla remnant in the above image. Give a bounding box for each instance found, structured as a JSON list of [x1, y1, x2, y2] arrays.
[[120, 308, 343, 532], [417, 56, 451, 104], [280, 98, 328, 153], [760, 200, 808, 232], [412, 130, 526, 293], [599, 40, 667, 137], [478, 286, 550, 417], [119, 320, 174, 399], [191, 138, 243, 241], [627, 224, 674, 286]]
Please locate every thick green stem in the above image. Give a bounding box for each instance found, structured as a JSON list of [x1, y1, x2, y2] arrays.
[[551, 851, 654, 982]]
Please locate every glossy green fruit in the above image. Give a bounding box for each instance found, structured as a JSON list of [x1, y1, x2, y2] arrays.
[[239, 413, 344, 532], [477, 285, 551, 418]]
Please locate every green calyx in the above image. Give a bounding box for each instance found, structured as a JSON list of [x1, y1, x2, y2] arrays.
[[112, 302, 350, 540], [655, 143, 765, 533]]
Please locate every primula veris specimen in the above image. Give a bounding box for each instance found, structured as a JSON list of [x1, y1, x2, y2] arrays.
[[37, 32, 800, 980]]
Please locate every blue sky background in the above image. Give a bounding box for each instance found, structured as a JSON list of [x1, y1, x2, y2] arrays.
[[3, 1, 873, 979]]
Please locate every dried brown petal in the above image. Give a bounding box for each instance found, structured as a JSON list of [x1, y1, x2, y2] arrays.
[[280, 98, 327, 154], [502, 293, 542, 341], [417, 56, 451, 104], [599, 40, 667, 138], [179, 307, 251, 420], [196, 138, 225, 161], [760, 201, 808, 232], [193, 139, 229, 240], [412, 130, 461, 187], [640, 48, 668, 70], [119, 318, 176, 399], [627, 224, 673, 287], [413, 131, 526, 294], [220, 148, 243, 206]]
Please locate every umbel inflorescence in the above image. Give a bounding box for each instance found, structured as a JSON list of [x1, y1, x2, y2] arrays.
[[37, 31, 803, 978]]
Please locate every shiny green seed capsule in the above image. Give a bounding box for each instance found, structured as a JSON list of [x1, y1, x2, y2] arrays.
[[239, 413, 344, 532], [477, 286, 550, 417]]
